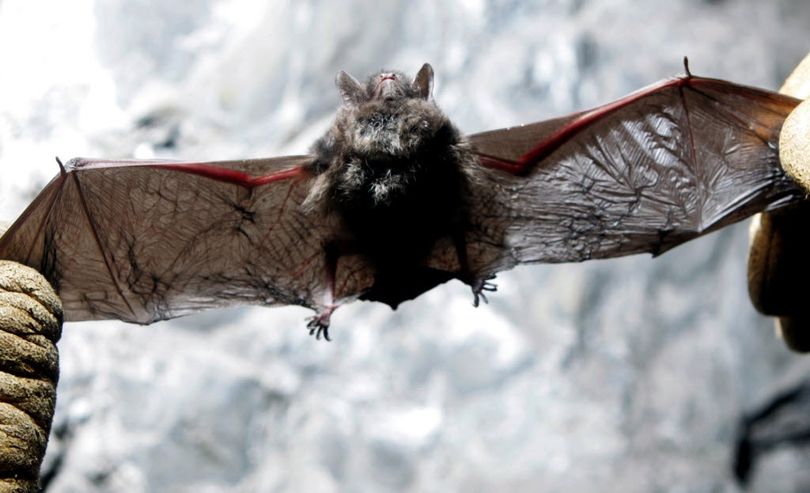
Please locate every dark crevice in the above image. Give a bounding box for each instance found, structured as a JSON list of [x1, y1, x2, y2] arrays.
[[733, 380, 810, 485]]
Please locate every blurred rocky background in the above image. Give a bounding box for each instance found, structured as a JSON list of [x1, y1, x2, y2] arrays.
[[1, 0, 810, 491]]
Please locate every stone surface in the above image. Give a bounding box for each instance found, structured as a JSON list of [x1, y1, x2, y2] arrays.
[[0, 1, 809, 492], [781, 98, 810, 194], [748, 49, 810, 352], [0, 261, 62, 492]]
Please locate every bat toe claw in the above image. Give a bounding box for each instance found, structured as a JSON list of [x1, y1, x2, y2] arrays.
[[306, 306, 337, 341], [306, 317, 331, 341], [470, 275, 498, 307]]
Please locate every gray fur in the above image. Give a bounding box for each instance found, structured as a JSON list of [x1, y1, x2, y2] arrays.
[[305, 64, 477, 282], [308, 64, 472, 209]]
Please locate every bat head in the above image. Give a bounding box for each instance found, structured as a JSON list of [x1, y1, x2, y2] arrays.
[[336, 63, 434, 105]]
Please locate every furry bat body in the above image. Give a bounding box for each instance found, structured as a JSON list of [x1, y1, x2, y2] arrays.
[[0, 62, 804, 339]]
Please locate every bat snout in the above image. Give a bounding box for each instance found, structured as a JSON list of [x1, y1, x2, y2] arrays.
[[373, 74, 402, 99]]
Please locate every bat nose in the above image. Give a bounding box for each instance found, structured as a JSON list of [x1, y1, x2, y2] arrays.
[[374, 74, 400, 99]]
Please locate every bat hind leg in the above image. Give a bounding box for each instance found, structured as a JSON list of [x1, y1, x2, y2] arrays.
[[305, 240, 348, 341], [453, 232, 497, 307]]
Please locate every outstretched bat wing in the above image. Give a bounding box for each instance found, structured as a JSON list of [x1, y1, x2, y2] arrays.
[[0, 71, 805, 327], [0, 156, 374, 323], [461, 75, 806, 280]]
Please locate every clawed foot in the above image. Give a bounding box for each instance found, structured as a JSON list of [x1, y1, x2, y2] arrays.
[[470, 275, 497, 307], [306, 316, 331, 341], [306, 306, 336, 341]]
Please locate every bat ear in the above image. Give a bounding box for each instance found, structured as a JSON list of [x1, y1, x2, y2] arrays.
[[336, 71, 366, 105], [412, 63, 434, 99]]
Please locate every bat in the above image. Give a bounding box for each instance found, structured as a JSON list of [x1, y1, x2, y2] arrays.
[[0, 60, 805, 340]]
